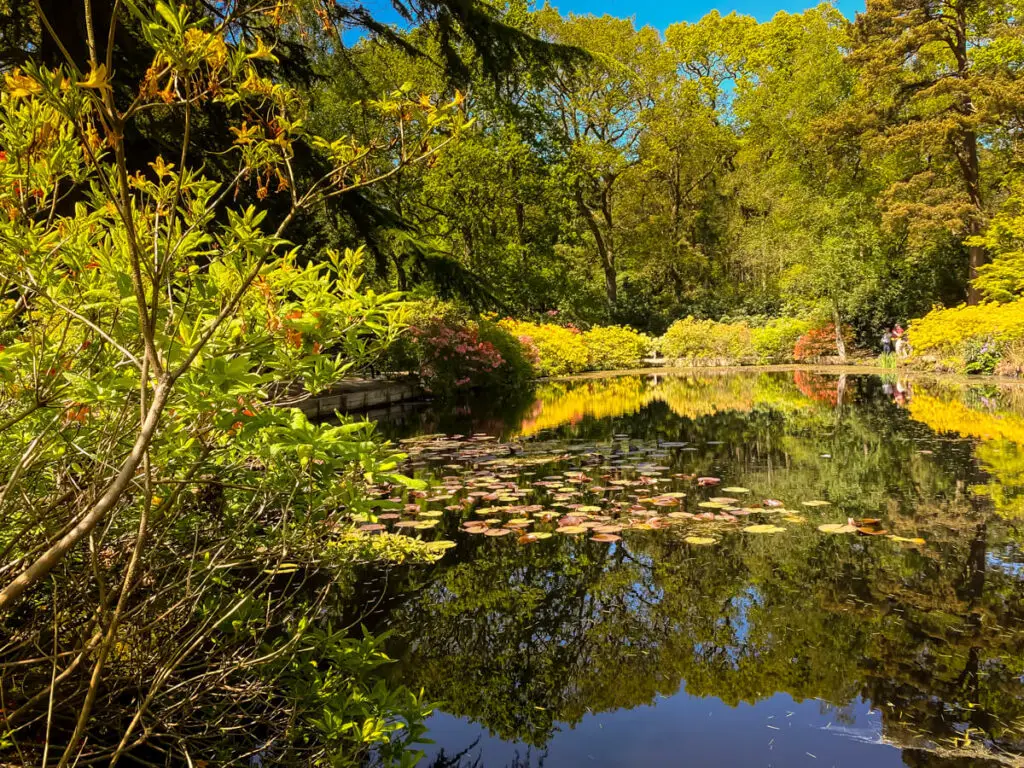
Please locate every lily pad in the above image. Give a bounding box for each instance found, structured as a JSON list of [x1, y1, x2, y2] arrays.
[[685, 536, 718, 545], [556, 525, 588, 534], [590, 533, 621, 543], [744, 524, 787, 534], [802, 500, 831, 507], [818, 523, 858, 534], [483, 528, 513, 537], [424, 540, 457, 551], [721, 487, 750, 494]]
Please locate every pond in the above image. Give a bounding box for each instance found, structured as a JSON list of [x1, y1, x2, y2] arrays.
[[359, 370, 1024, 767]]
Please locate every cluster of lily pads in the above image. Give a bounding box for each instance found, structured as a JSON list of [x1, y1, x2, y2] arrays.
[[353, 433, 925, 551]]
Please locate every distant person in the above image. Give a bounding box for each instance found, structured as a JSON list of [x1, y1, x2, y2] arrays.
[[881, 329, 892, 354]]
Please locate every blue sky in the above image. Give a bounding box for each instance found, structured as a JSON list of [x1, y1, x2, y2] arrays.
[[360, 0, 864, 31], [527, 0, 862, 26]]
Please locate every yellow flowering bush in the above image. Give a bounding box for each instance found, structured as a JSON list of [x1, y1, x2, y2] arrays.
[[908, 299, 1024, 370], [582, 325, 652, 370], [660, 317, 755, 360], [499, 319, 590, 377]]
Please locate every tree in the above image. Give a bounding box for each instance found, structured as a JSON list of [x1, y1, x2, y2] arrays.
[[532, 11, 667, 308], [850, 0, 1023, 303], [0, 1, 476, 762]]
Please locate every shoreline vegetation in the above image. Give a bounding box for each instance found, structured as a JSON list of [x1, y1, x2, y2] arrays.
[[383, 301, 1024, 403]]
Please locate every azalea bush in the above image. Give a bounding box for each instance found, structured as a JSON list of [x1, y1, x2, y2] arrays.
[[908, 300, 1024, 373], [0, 2, 472, 764], [660, 317, 755, 361], [499, 318, 590, 376], [792, 323, 854, 361], [582, 324, 652, 370]]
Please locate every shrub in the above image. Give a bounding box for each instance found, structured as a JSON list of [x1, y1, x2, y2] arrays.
[[660, 317, 754, 360], [793, 323, 854, 361], [390, 301, 532, 395], [751, 318, 811, 363], [582, 325, 651, 370], [499, 319, 589, 377], [908, 300, 1024, 373]]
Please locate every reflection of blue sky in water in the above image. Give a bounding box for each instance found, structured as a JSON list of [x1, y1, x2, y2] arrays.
[[422, 693, 898, 767]]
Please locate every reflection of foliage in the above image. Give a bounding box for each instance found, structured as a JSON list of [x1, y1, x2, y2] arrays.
[[972, 441, 1024, 520], [370, 375, 1024, 765], [908, 390, 1024, 445], [518, 372, 824, 436], [793, 370, 839, 405], [518, 377, 655, 436]]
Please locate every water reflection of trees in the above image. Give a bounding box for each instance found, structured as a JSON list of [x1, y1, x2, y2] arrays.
[[375, 376, 1024, 765]]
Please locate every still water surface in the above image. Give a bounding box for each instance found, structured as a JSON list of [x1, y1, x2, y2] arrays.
[[365, 370, 1024, 767]]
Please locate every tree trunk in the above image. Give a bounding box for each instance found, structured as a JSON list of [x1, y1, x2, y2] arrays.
[[960, 127, 987, 305], [832, 304, 847, 361], [574, 187, 617, 306]]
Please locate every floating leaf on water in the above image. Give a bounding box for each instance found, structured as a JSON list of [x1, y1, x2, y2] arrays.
[[818, 523, 858, 534], [763, 499, 785, 508], [685, 536, 717, 545], [698, 501, 727, 509], [425, 540, 457, 551], [857, 527, 889, 536], [721, 487, 750, 494], [412, 520, 438, 529], [668, 511, 693, 520], [578, 505, 603, 513], [595, 525, 623, 534], [854, 518, 881, 526], [484, 528, 513, 537], [590, 533, 621, 543], [697, 477, 722, 486], [556, 525, 588, 534], [802, 500, 831, 507], [890, 535, 926, 545], [358, 524, 386, 532], [744, 524, 787, 534], [419, 510, 444, 518], [377, 513, 401, 521], [465, 526, 489, 535], [393, 520, 420, 528], [782, 514, 806, 523]]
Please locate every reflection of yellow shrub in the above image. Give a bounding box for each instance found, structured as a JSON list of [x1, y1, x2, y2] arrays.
[[516, 372, 819, 436], [518, 377, 655, 436], [907, 392, 1024, 444], [971, 440, 1024, 520], [908, 300, 1024, 366]]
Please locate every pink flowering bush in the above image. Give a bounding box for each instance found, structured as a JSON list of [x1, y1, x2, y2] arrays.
[[388, 301, 533, 396]]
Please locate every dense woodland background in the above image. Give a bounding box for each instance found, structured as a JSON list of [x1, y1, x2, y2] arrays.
[[8, 0, 1024, 344]]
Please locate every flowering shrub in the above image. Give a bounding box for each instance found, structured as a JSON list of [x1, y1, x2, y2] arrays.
[[582, 325, 652, 370], [908, 300, 1024, 373], [792, 323, 854, 361], [499, 319, 589, 377], [409, 317, 505, 392], [660, 317, 754, 360], [751, 318, 811, 363]]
